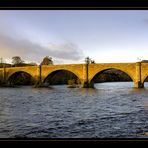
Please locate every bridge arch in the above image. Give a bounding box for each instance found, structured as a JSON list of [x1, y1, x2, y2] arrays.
[[7, 71, 35, 85], [43, 69, 82, 85], [89, 68, 134, 83]]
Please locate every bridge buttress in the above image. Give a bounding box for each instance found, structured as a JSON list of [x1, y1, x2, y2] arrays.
[[134, 62, 144, 88], [81, 64, 94, 88], [0, 66, 6, 84], [34, 65, 43, 87]]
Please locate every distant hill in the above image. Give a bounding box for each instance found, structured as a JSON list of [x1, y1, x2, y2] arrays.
[[141, 60, 148, 63]]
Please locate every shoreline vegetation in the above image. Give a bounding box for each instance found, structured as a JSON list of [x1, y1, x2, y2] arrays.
[[67, 79, 80, 88]]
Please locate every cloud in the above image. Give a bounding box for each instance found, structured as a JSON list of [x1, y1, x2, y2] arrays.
[[0, 33, 84, 64], [48, 42, 83, 60]]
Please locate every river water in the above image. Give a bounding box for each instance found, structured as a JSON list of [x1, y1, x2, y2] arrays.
[[1, 82, 148, 138]]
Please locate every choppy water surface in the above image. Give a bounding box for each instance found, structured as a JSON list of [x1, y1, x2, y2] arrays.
[[1, 82, 148, 138]]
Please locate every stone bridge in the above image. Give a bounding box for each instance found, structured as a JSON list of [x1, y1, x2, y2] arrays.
[[0, 62, 148, 88]]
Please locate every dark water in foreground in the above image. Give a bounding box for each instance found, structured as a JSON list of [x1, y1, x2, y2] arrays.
[[1, 82, 148, 138]]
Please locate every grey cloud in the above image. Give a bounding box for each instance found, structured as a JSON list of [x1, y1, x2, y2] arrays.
[[0, 33, 84, 63], [48, 42, 83, 60]]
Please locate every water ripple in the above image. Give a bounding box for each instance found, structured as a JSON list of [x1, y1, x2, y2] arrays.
[[0, 82, 148, 138]]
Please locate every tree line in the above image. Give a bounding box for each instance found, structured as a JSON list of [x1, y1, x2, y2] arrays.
[[0, 56, 53, 68], [0, 56, 95, 68]]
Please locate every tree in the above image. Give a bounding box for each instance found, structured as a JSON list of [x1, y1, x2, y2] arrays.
[[91, 60, 95, 64], [85, 57, 91, 64], [12, 56, 24, 65], [85, 57, 95, 64], [40, 56, 53, 65]]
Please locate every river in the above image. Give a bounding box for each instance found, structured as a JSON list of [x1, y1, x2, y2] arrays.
[[0, 82, 148, 138]]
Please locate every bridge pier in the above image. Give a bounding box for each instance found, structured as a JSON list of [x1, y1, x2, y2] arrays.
[[34, 65, 44, 87], [81, 63, 94, 88], [34, 65, 50, 88], [34, 81, 44, 88], [82, 81, 94, 88], [134, 62, 144, 88], [0, 66, 7, 86], [134, 81, 144, 88]]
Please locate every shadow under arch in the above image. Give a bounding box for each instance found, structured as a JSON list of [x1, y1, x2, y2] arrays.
[[7, 71, 35, 85], [43, 69, 81, 85], [89, 68, 134, 86]]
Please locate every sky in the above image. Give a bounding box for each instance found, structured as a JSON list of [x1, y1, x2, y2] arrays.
[[0, 10, 148, 64]]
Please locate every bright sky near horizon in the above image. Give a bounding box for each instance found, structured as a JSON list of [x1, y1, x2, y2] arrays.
[[0, 10, 148, 64]]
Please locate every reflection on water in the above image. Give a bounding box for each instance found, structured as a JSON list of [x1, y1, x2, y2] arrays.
[[0, 82, 148, 138], [80, 88, 98, 95]]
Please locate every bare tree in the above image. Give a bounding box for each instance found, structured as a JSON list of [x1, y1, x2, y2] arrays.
[[40, 56, 53, 65]]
